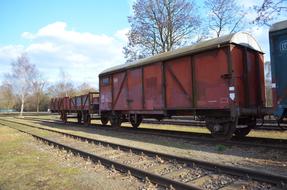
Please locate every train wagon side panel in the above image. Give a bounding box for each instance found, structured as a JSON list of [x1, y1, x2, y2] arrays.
[[232, 47, 265, 108], [100, 76, 112, 111], [231, 47, 245, 107], [50, 97, 69, 112], [81, 94, 90, 110], [127, 68, 143, 110], [193, 48, 230, 109], [63, 97, 70, 110], [258, 53, 266, 107], [112, 72, 129, 110], [143, 63, 164, 110], [246, 51, 259, 106], [70, 96, 81, 110], [165, 56, 193, 109]]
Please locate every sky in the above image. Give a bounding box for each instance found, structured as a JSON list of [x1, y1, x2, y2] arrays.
[[0, 0, 285, 88]]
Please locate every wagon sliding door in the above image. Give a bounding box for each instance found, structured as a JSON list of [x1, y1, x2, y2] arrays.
[[194, 49, 230, 109]]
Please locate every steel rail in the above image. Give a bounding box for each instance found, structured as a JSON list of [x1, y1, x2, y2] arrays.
[[142, 119, 287, 131], [0, 119, 286, 188], [21, 115, 287, 130]]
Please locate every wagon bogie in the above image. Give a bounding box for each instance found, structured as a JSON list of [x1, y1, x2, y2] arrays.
[[206, 118, 237, 140], [109, 113, 122, 128]]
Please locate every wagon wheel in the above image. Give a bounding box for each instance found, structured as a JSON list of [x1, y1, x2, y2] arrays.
[[130, 115, 142, 128], [110, 117, 122, 128], [207, 121, 236, 141], [100, 117, 109, 125]]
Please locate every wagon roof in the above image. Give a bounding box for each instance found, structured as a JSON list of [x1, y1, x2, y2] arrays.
[[100, 32, 262, 76], [270, 20, 287, 32]]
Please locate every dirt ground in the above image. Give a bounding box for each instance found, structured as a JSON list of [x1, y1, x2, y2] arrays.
[[0, 125, 152, 190]]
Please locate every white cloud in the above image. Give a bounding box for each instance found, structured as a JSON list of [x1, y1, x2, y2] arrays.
[[0, 22, 129, 87], [114, 28, 130, 43]]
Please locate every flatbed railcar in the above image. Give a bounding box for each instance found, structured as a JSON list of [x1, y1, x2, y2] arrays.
[[50, 20, 287, 140]]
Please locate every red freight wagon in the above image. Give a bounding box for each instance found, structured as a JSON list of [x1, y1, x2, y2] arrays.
[[99, 32, 266, 139], [50, 92, 99, 125]]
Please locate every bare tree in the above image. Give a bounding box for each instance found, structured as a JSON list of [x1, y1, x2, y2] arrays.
[[0, 82, 15, 110], [204, 0, 245, 37], [254, 0, 287, 25], [5, 54, 38, 116], [31, 75, 46, 113], [77, 82, 96, 95], [124, 0, 201, 62], [48, 69, 75, 97]]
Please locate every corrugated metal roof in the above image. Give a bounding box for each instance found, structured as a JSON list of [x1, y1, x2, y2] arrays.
[[100, 32, 263, 76], [270, 20, 287, 32]]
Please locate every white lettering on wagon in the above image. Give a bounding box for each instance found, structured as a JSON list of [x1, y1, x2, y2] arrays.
[[229, 86, 235, 91]]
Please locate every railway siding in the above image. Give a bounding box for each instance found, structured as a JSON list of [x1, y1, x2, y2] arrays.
[[0, 119, 286, 189], [7, 117, 287, 177]]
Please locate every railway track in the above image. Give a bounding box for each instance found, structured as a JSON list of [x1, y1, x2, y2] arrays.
[[17, 117, 287, 151], [0, 118, 286, 190], [142, 119, 287, 131], [3, 112, 285, 131]]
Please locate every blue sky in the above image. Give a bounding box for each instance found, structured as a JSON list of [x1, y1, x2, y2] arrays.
[[0, 0, 134, 85], [0, 0, 285, 87], [0, 0, 130, 45]]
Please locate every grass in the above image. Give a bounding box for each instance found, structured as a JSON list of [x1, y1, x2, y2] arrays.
[[0, 125, 87, 190], [215, 144, 227, 152]]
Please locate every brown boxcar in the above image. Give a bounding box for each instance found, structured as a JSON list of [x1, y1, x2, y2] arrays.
[[99, 32, 266, 139]]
